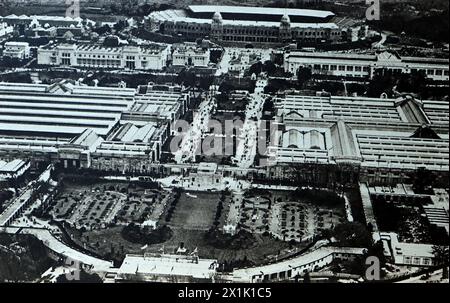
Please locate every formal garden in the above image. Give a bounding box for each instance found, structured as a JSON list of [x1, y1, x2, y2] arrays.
[[233, 187, 347, 243]]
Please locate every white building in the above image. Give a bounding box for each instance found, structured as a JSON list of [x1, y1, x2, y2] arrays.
[[0, 22, 14, 38], [115, 254, 218, 283], [3, 42, 31, 59], [1, 14, 95, 28], [37, 43, 171, 70], [284, 50, 450, 81], [344, 25, 369, 42], [0, 159, 30, 180], [379, 232, 436, 267], [0, 81, 189, 173], [232, 247, 365, 282], [172, 43, 210, 67]]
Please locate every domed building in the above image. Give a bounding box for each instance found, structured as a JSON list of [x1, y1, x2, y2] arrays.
[[212, 11, 223, 23], [211, 11, 223, 40], [279, 14, 292, 42], [146, 5, 341, 45]]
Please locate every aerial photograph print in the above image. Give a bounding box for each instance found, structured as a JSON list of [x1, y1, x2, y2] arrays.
[[0, 0, 448, 294]]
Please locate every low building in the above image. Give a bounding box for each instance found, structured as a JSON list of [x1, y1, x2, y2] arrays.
[[0, 81, 188, 173], [228, 51, 261, 74], [115, 254, 218, 283], [0, 159, 30, 180], [172, 43, 210, 67], [379, 233, 436, 267], [0, 22, 13, 38], [180, 162, 223, 189], [25, 25, 57, 38], [37, 43, 170, 70], [284, 50, 450, 81], [232, 247, 365, 282], [3, 42, 31, 59], [1, 14, 95, 29], [56, 27, 84, 39], [343, 25, 369, 42]]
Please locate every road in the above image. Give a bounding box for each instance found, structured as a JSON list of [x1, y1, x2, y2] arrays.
[[174, 89, 216, 163], [5, 226, 113, 272], [233, 77, 268, 168], [396, 268, 449, 283], [0, 185, 34, 226]]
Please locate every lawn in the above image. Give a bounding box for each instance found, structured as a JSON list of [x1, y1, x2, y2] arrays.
[[166, 192, 220, 230]]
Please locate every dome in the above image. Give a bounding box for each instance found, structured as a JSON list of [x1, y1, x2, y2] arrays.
[[212, 11, 223, 22], [280, 13, 291, 24]]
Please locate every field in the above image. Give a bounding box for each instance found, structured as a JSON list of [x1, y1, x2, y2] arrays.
[[166, 191, 220, 230]]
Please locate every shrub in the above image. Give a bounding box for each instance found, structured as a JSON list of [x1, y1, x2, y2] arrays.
[[121, 223, 173, 245]]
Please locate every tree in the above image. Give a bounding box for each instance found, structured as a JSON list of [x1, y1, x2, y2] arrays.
[[303, 271, 311, 283], [366, 69, 394, 98], [332, 222, 373, 248], [56, 269, 103, 283], [114, 20, 127, 32], [103, 35, 120, 47], [262, 60, 276, 76], [411, 167, 435, 194], [297, 66, 312, 88], [210, 49, 223, 64], [432, 245, 449, 279], [100, 24, 112, 35], [247, 61, 263, 77], [177, 70, 196, 88]]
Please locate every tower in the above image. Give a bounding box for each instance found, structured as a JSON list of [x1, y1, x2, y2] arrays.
[[211, 11, 223, 41], [279, 14, 292, 42]]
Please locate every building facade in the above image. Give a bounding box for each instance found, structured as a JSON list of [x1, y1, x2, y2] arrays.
[[0, 159, 30, 180], [261, 94, 449, 187], [232, 247, 364, 282], [3, 41, 31, 59], [0, 14, 95, 29], [172, 43, 210, 67], [0, 82, 189, 174], [37, 43, 171, 70], [115, 254, 218, 283], [146, 5, 341, 45], [0, 22, 13, 38], [379, 233, 436, 267], [284, 50, 450, 81]]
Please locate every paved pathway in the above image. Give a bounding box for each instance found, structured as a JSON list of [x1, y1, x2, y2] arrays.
[[233, 78, 268, 168], [5, 226, 113, 272]]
